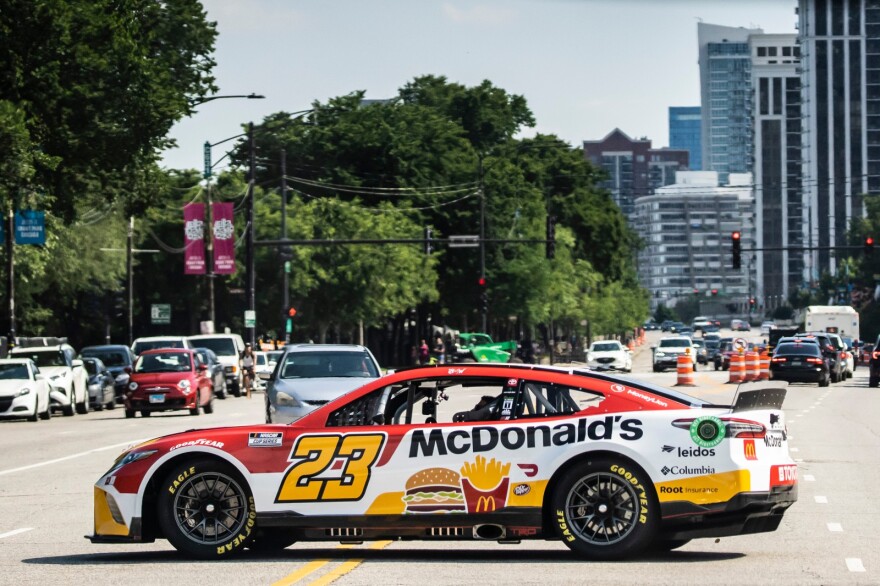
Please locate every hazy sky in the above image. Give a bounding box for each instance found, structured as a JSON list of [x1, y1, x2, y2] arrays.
[[161, 0, 797, 173]]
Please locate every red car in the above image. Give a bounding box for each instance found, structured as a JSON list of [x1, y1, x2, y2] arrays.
[[124, 348, 214, 418]]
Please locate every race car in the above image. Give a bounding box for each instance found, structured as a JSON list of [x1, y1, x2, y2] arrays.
[[89, 364, 797, 560]]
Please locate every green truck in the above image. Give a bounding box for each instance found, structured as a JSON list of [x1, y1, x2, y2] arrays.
[[456, 333, 517, 363]]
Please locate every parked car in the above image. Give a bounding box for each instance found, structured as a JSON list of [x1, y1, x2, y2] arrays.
[[80, 344, 136, 405], [651, 336, 696, 372], [770, 341, 830, 387], [642, 320, 660, 331], [9, 342, 88, 416], [194, 347, 228, 399], [264, 344, 381, 424], [130, 336, 193, 356], [794, 333, 845, 383], [0, 358, 52, 421], [123, 348, 214, 418], [187, 334, 246, 397], [254, 350, 284, 390], [82, 357, 116, 411], [585, 340, 632, 372], [90, 363, 798, 560]]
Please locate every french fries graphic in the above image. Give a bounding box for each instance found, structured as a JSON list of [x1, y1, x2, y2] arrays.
[[460, 456, 511, 512]]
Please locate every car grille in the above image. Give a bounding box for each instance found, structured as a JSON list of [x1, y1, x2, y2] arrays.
[[305, 400, 330, 406], [596, 357, 615, 364], [0, 398, 13, 413]]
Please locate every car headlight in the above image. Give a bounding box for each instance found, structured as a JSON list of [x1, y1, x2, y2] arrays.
[[275, 390, 301, 407], [88, 383, 101, 392], [177, 379, 192, 393], [115, 373, 129, 383], [128, 381, 138, 391], [109, 449, 158, 474], [655, 351, 666, 357], [16, 387, 31, 397]]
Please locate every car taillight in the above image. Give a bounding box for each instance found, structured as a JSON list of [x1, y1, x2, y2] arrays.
[[672, 417, 766, 439], [873, 350, 880, 360], [771, 357, 787, 363], [806, 357, 824, 364]]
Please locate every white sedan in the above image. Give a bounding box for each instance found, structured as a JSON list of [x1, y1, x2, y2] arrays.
[[0, 358, 52, 421], [585, 340, 632, 372]]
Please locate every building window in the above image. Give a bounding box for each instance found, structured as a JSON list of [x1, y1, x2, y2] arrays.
[[757, 47, 767, 57]]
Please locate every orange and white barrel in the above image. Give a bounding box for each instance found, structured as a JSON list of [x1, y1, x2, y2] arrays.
[[744, 350, 759, 382], [758, 349, 771, 381], [675, 353, 695, 386], [728, 352, 746, 383]]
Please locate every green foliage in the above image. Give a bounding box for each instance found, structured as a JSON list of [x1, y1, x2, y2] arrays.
[[653, 304, 678, 323]]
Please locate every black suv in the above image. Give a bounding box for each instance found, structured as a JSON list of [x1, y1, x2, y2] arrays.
[[795, 333, 845, 383]]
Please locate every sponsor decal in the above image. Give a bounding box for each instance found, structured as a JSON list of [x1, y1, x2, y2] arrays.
[[409, 416, 643, 458], [763, 430, 785, 448], [248, 432, 283, 447], [402, 456, 513, 514], [507, 378, 518, 386], [104, 476, 115, 486], [769, 413, 780, 426], [610, 464, 648, 524], [661, 445, 716, 457], [513, 483, 531, 496], [169, 439, 225, 451], [744, 439, 757, 460], [656, 470, 750, 505], [770, 464, 797, 487], [517, 463, 538, 477], [660, 465, 716, 476], [168, 466, 196, 495], [659, 485, 719, 495], [215, 496, 256, 555], [609, 383, 668, 407], [610, 384, 627, 393], [446, 368, 466, 374], [689, 416, 725, 448]]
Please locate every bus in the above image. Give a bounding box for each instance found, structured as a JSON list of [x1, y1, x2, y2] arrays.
[[804, 305, 859, 338]]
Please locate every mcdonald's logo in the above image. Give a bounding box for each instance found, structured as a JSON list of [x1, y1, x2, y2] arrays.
[[743, 439, 757, 461], [476, 496, 496, 512]]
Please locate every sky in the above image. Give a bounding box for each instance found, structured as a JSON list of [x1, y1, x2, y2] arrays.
[[161, 0, 798, 174]]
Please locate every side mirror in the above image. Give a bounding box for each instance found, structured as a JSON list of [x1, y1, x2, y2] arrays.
[[258, 372, 271, 381], [35, 373, 44, 381], [124, 366, 132, 374], [198, 364, 208, 371], [71, 359, 83, 368]]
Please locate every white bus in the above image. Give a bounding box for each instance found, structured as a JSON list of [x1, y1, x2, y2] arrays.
[[804, 305, 859, 338]]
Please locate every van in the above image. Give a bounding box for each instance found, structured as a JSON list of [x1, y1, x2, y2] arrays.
[[188, 334, 246, 396]]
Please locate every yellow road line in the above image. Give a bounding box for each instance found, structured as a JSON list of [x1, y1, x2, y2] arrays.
[[270, 545, 355, 586], [306, 541, 392, 586]]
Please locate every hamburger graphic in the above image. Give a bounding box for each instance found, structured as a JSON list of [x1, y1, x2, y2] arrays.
[[402, 468, 466, 514]]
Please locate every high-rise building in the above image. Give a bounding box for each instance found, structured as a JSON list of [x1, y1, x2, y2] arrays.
[[669, 107, 702, 170], [751, 33, 803, 309], [583, 129, 688, 220], [799, 0, 880, 281], [699, 23, 764, 182]]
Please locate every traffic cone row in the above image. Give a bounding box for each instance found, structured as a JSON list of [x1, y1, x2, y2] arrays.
[[675, 353, 696, 386]]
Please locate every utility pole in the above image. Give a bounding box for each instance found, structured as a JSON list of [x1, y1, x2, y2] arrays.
[[245, 122, 256, 347], [126, 216, 134, 345], [5, 207, 14, 343], [478, 155, 487, 332], [280, 149, 291, 343], [204, 140, 216, 328]]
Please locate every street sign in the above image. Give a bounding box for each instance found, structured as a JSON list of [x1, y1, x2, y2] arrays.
[[244, 310, 256, 328], [285, 318, 292, 334], [151, 304, 171, 325], [448, 235, 479, 248], [14, 210, 46, 245], [203, 141, 212, 179]]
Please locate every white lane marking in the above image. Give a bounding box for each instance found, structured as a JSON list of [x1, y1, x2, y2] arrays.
[[0, 528, 33, 540], [804, 474, 816, 482], [790, 447, 799, 452], [846, 558, 866, 573], [0, 439, 146, 477], [795, 458, 804, 463], [827, 523, 843, 532], [815, 496, 828, 504]]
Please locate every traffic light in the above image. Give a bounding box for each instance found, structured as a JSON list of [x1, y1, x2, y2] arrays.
[[288, 307, 297, 318], [693, 288, 699, 296], [731, 231, 742, 269], [865, 236, 875, 256], [711, 289, 718, 296], [424, 226, 433, 255], [478, 277, 488, 313], [546, 215, 556, 259]]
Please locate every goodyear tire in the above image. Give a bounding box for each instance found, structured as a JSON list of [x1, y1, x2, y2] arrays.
[[552, 457, 658, 560], [157, 459, 257, 559]]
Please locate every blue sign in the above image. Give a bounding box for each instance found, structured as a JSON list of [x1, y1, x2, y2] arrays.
[[14, 210, 46, 245]]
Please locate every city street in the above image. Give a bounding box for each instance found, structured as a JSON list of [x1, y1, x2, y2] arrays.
[[0, 331, 878, 585]]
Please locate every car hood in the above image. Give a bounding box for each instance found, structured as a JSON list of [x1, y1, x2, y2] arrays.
[[657, 347, 690, 354], [34, 366, 70, 377], [588, 350, 626, 358], [0, 379, 29, 397], [274, 377, 376, 401], [132, 372, 193, 386]]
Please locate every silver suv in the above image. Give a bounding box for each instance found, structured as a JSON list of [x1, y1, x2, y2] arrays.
[[652, 336, 696, 372]]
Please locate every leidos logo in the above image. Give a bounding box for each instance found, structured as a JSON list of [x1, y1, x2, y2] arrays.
[[660, 445, 715, 457], [661, 445, 675, 453]]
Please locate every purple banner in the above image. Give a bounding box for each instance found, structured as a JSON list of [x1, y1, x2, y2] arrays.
[[183, 203, 206, 275], [212, 202, 236, 274]]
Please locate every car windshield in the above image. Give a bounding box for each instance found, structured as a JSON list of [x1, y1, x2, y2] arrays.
[[133, 340, 184, 354], [267, 351, 283, 364], [705, 341, 720, 349], [0, 363, 29, 379], [135, 352, 192, 373], [81, 350, 129, 367], [279, 351, 379, 379], [12, 350, 66, 367], [591, 343, 620, 352], [83, 360, 100, 375], [775, 343, 821, 357], [659, 339, 690, 348], [191, 337, 237, 356]]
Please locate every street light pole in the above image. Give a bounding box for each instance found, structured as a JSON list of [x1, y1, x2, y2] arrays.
[[280, 148, 291, 343], [5, 207, 14, 343], [478, 155, 487, 332], [246, 122, 256, 347]]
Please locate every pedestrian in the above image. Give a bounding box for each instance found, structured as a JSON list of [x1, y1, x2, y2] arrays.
[[433, 335, 445, 364], [419, 339, 429, 365], [241, 344, 255, 398]]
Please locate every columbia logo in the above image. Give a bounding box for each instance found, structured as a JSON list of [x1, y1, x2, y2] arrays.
[[661, 466, 671, 476], [661, 445, 674, 453]]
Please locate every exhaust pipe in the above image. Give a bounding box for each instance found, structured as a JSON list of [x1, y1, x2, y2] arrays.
[[473, 524, 506, 540]]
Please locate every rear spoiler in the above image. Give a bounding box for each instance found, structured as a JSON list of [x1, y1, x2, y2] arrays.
[[731, 383, 787, 412]]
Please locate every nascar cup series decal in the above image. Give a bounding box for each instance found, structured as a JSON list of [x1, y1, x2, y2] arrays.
[[403, 456, 512, 514], [689, 416, 725, 448]]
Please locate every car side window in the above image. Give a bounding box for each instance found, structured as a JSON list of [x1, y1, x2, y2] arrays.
[[514, 383, 604, 419]]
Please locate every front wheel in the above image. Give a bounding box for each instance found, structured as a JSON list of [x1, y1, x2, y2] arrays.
[[157, 459, 257, 559], [551, 457, 658, 560], [203, 396, 214, 415]]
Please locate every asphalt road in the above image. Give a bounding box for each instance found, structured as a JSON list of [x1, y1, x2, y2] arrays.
[[1, 330, 878, 585]]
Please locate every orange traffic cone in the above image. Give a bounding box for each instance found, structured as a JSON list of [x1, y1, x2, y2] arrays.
[[744, 350, 759, 382], [728, 352, 746, 383], [758, 349, 770, 381], [675, 353, 696, 386]]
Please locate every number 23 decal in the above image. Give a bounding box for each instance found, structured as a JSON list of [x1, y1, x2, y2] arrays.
[[275, 433, 386, 502]]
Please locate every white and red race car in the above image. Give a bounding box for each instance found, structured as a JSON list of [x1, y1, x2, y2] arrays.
[[89, 364, 797, 560]]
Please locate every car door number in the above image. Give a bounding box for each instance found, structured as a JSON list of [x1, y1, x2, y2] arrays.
[[275, 433, 385, 502]]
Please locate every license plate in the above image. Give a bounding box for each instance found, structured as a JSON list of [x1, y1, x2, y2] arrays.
[[149, 394, 165, 404]]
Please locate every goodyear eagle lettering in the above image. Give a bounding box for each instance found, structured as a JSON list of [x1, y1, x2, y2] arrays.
[[409, 416, 643, 458]]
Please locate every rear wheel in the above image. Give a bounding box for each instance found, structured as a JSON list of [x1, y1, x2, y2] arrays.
[[125, 409, 135, 418], [203, 396, 214, 415], [62, 402, 75, 417], [94, 401, 104, 412], [216, 379, 227, 400], [190, 404, 200, 416], [39, 400, 51, 420], [157, 459, 256, 559], [140, 410, 152, 417], [819, 375, 830, 387], [551, 457, 658, 560]]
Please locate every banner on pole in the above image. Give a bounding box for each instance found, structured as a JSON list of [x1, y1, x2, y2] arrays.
[[183, 203, 206, 274], [14, 210, 46, 245], [212, 202, 236, 274]]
